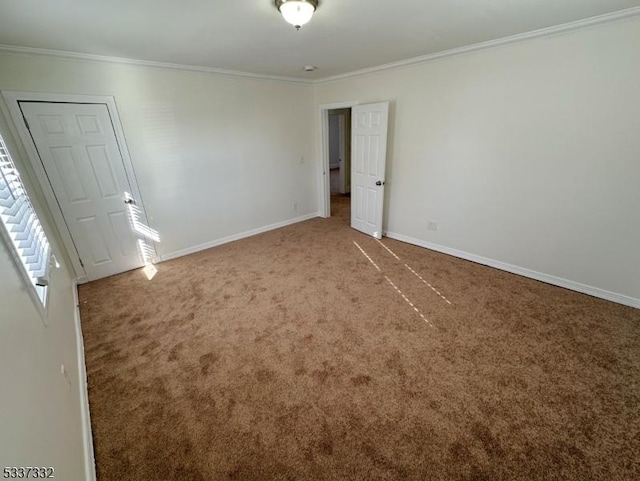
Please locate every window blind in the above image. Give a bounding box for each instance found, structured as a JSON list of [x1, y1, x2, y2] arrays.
[[0, 135, 51, 298]]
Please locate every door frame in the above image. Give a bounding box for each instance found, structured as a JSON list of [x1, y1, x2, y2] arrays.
[[1, 91, 151, 283], [317, 100, 359, 218]]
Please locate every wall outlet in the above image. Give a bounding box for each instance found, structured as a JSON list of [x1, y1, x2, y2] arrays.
[[292, 201, 298, 210], [61, 364, 71, 386], [428, 220, 438, 231]]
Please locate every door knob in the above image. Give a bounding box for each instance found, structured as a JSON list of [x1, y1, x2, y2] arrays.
[[124, 198, 135, 205], [375, 180, 385, 186]]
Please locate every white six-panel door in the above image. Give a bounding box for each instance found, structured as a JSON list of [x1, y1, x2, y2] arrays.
[[351, 102, 389, 238], [20, 102, 143, 281]]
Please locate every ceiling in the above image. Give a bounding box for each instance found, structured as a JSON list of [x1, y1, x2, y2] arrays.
[[0, 0, 639, 80]]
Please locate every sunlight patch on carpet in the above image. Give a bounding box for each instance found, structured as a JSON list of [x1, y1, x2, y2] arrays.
[[353, 241, 381, 271], [376, 239, 453, 305], [354, 241, 434, 328], [383, 275, 434, 328], [142, 263, 158, 280]]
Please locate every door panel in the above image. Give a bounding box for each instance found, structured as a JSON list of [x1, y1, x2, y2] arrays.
[[354, 186, 364, 222], [78, 216, 111, 265], [51, 146, 88, 202], [87, 145, 120, 198], [367, 188, 377, 224], [77, 115, 103, 135], [351, 102, 389, 238], [354, 134, 365, 174], [39, 115, 66, 135], [369, 136, 380, 175], [109, 211, 139, 257], [20, 102, 143, 281]]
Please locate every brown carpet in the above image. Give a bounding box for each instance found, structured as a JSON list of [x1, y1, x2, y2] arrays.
[[79, 195, 640, 481]]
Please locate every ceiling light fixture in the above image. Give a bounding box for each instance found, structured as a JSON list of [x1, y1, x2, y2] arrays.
[[275, 0, 318, 30]]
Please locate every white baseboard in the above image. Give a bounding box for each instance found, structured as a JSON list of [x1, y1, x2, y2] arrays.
[[385, 231, 640, 309], [72, 281, 97, 481], [155, 212, 320, 263]]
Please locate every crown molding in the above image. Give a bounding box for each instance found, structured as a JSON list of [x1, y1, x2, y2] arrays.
[[0, 44, 313, 85], [0, 6, 638, 86], [314, 6, 640, 84]]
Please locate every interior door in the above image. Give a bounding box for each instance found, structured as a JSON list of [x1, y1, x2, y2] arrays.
[[351, 102, 389, 238], [20, 102, 143, 281]]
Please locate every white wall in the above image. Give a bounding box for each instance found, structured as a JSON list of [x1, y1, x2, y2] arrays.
[[0, 53, 318, 259], [0, 45, 318, 480], [0, 14, 636, 481], [0, 114, 87, 480], [315, 16, 640, 304]]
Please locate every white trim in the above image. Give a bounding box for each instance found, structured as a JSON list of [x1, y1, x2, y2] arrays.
[[316, 6, 640, 84], [0, 44, 313, 85], [155, 213, 320, 263], [385, 231, 640, 310], [1, 91, 156, 279], [72, 280, 97, 481], [318, 101, 361, 111], [317, 101, 359, 218]]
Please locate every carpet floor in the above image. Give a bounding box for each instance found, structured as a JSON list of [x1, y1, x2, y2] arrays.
[[79, 196, 640, 480]]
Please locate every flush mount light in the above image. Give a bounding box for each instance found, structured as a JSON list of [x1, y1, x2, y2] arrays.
[[275, 0, 318, 30]]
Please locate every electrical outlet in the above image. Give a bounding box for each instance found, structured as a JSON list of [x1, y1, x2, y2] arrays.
[[61, 364, 71, 386], [292, 201, 298, 210], [428, 220, 438, 231]]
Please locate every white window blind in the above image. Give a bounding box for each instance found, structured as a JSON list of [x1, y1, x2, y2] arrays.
[[0, 134, 51, 304]]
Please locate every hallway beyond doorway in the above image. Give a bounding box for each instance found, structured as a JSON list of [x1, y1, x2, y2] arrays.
[[331, 193, 350, 225]]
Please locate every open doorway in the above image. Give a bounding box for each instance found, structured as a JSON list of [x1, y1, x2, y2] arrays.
[[328, 107, 351, 223], [319, 101, 358, 219], [320, 101, 390, 237]]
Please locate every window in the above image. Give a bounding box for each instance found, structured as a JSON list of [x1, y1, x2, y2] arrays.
[[0, 133, 51, 306]]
